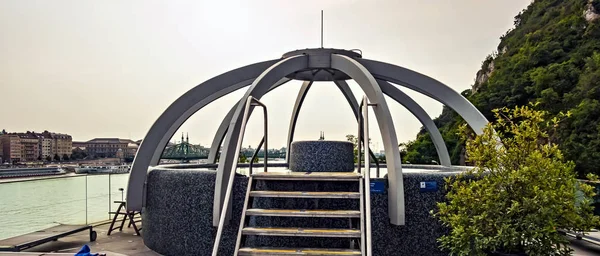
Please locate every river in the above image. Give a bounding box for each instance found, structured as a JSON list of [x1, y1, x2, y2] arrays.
[[0, 174, 129, 240]]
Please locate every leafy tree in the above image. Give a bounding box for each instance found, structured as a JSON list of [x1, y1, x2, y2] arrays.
[[346, 134, 371, 163], [63, 154, 69, 161], [70, 149, 87, 160], [376, 154, 386, 164], [53, 154, 60, 162], [37, 156, 41, 161], [404, 0, 600, 177], [434, 106, 599, 255], [45, 156, 51, 162], [346, 135, 358, 163], [239, 154, 248, 163]]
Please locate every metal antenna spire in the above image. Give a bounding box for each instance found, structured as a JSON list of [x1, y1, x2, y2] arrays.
[[321, 10, 324, 48]]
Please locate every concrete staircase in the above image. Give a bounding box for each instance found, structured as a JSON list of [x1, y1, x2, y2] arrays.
[[234, 171, 368, 256]]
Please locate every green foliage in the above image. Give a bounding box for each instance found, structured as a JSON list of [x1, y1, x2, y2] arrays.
[[238, 153, 259, 163], [403, 0, 600, 176], [239, 154, 248, 163], [53, 154, 60, 162], [593, 0, 600, 12], [434, 106, 599, 256], [346, 134, 370, 163], [71, 149, 87, 160], [376, 154, 386, 164]]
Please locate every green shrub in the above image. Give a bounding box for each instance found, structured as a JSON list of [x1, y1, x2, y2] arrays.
[[434, 105, 599, 255]]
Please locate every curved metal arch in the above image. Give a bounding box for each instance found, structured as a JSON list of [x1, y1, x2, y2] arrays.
[[207, 78, 291, 163], [331, 80, 450, 166], [126, 59, 280, 211], [284, 80, 313, 162], [213, 55, 308, 225], [357, 59, 488, 135], [377, 80, 451, 166], [331, 54, 405, 225]]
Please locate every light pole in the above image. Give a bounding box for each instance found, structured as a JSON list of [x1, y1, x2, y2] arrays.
[[119, 188, 124, 202]]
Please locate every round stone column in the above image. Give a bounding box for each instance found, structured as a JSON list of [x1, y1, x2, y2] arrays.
[[289, 140, 354, 172]]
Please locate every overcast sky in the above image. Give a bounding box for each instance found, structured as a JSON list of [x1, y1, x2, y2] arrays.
[[0, 0, 530, 151]]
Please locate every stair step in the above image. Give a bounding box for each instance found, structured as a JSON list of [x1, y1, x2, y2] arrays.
[[252, 172, 360, 181], [245, 209, 360, 218], [238, 247, 362, 256], [250, 191, 360, 199], [242, 227, 361, 238]]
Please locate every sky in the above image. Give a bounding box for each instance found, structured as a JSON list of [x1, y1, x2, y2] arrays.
[[0, 0, 530, 151]]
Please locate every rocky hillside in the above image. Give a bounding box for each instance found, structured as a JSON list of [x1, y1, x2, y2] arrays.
[[402, 0, 600, 177]]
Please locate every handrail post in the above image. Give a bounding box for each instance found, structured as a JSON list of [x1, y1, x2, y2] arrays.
[[357, 100, 363, 174], [212, 96, 268, 256], [362, 96, 373, 256], [262, 103, 268, 173]]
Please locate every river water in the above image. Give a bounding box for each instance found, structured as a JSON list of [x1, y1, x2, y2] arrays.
[[0, 174, 129, 240]]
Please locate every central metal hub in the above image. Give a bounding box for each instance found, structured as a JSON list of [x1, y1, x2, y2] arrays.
[[282, 48, 362, 81]]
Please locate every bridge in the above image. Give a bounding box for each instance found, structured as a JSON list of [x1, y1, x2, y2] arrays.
[[160, 134, 209, 162], [160, 134, 285, 162]]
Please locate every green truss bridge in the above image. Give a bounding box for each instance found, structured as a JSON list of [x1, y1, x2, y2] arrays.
[[160, 134, 285, 162]]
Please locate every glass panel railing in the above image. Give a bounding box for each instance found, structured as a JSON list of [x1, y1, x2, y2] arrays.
[[0, 172, 132, 241], [108, 173, 129, 213], [0, 176, 87, 240], [85, 174, 110, 224]]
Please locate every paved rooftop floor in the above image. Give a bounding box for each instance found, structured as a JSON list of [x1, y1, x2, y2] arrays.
[[1, 222, 157, 256], [0, 223, 599, 255]]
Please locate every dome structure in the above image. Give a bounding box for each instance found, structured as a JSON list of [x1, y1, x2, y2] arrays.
[[126, 47, 489, 226]]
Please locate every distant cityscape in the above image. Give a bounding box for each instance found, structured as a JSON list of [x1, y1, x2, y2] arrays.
[[0, 129, 289, 165]]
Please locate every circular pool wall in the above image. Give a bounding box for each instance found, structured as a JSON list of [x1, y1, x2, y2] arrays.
[[289, 140, 354, 172]]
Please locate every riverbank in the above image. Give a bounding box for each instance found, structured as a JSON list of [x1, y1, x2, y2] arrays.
[[0, 172, 117, 184]]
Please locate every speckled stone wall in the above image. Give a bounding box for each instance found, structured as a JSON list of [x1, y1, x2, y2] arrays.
[[289, 140, 354, 172], [143, 168, 460, 255], [143, 169, 247, 256]]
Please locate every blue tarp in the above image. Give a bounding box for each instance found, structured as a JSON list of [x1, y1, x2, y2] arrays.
[[74, 245, 98, 256]]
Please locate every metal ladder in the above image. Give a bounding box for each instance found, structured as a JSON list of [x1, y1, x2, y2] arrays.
[[234, 171, 365, 255], [212, 96, 374, 255]]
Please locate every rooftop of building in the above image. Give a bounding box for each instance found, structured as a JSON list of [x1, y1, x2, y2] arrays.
[[86, 138, 136, 144], [0, 131, 72, 140]]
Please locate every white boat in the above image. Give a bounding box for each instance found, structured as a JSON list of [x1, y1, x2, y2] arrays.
[[75, 165, 130, 174]]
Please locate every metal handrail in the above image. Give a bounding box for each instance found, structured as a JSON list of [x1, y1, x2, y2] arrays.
[[371, 151, 380, 178], [212, 96, 268, 256], [357, 100, 380, 178], [361, 96, 373, 256], [248, 136, 265, 175], [357, 100, 363, 175]]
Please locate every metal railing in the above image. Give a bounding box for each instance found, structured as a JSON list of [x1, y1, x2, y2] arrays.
[[357, 105, 380, 178], [358, 96, 373, 256], [249, 136, 266, 175], [212, 96, 268, 256]]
